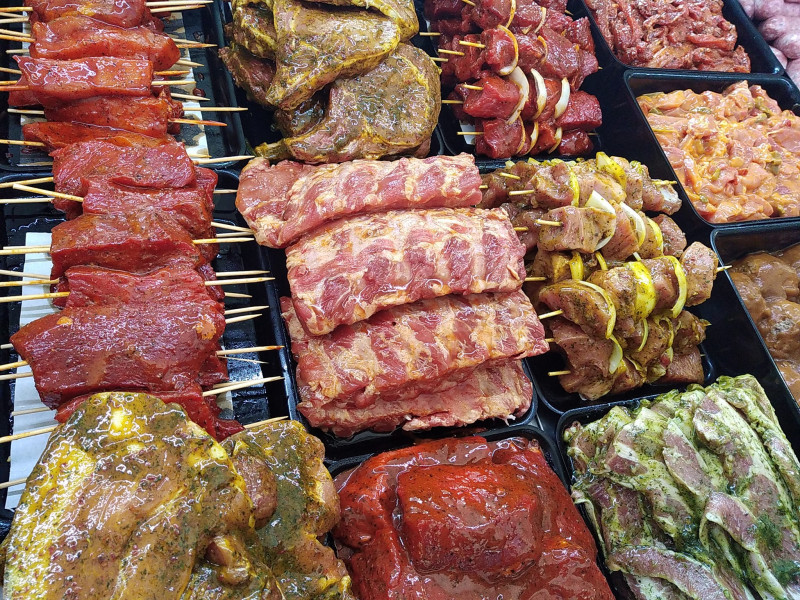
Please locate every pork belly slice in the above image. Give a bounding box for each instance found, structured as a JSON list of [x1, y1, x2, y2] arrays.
[[287, 207, 526, 335], [281, 290, 548, 408], [298, 360, 532, 437], [236, 153, 482, 248]]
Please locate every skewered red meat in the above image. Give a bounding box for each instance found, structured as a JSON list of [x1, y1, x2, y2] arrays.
[[11, 298, 225, 408], [237, 154, 483, 248], [459, 74, 520, 119], [298, 361, 532, 437], [43, 93, 184, 138], [475, 117, 526, 158], [52, 139, 197, 196], [26, 0, 156, 29], [555, 91, 602, 131], [14, 56, 154, 105], [538, 206, 617, 253], [49, 210, 206, 280], [281, 291, 548, 409], [286, 207, 526, 336], [30, 15, 180, 70], [23, 122, 169, 153], [557, 129, 592, 155]]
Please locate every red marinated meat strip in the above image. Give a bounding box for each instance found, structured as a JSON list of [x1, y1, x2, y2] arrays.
[[15, 56, 154, 104], [23, 122, 170, 154], [11, 297, 225, 408], [237, 154, 483, 248], [281, 290, 548, 408], [298, 361, 531, 436], [49, 210, 206, 280], [54, 384, 243, 440], [286, 207, 527, 335], [52, 139, 196, 196], [30, 15, 179, 70], [460, 74, 520, 119], [8, 75, 40, 108], [26, 0, 155, 28], [43, 93, 183, 138]]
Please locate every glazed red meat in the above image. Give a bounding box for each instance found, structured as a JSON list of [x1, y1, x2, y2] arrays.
[[558, 129, 593, 155], [482, 27, 517, 73], [237, 154, 483, 248], [556, 91, 602, 131], [49, 210, 205, 280], [475, 117, 525, 158], [43, 94, 183, 138], [468, 0, 514, 30], [333, 436, 613, 600], [30, 16, 179, 70], [51, 139, 196, 196], [286, 207, 526, 335], [26, 0, 153, 28], [297, 360, 532, 436], [460, 74, 520, 119], [424, 0, 464, 20], [281, 290, 548, 408], [11, 297, 225, 408], [14, 56, 154, 104], [23, 122, 169, 153]]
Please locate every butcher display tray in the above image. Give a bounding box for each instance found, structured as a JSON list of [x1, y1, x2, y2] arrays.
[[574, 0, 783, 76], [258, 246, 540, 462], [0, 1, 247, 172], [615, 69, 800, 230], [0, 170, 289, 535], [711, 220, 800, 403]]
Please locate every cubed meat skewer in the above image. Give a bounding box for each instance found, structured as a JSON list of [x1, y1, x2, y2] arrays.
[[26, 0, 158, 29], [286, 207, 527, 335]]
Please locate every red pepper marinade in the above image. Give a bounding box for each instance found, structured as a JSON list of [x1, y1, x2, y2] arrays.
[[333, 436, 614, 600]]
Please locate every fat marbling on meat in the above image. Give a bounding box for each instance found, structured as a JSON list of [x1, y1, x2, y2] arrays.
[[286, 207, 526, 336]]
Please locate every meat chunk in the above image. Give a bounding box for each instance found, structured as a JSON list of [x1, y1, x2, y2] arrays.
[[218, 44, 276, 105], [653, 214, 687, 258], [537, 206, 616, 253], [733, 253, 799, 301], [681, 242, 719, 306], [286, 207, 526, 335], [538, 280, 615, 339], [27, 0, 154, 28]]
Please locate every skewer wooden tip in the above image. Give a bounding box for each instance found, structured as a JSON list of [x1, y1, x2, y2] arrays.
[[441, 99, 463, 104], [211, 222, 253, 233], [499, 172, 522, 180], [544, 338, 555, 343], [716, 265, 731, 273], [150, 4, 208, 12], [193, 155, 254, 164], [538, 309, 564, 320], [224, 305, 269, 316], [0, 425, 57, 444], [456, 130, 483, 135], [524, 276, 547, 282], [438, 49, 466, 56], [458, 40, 486, 49], [243, 415, 288, 429], [0, 246, 50, 256], [171, 92, 212, 102], [1, 139, 45, 148], [418, 31, 441, 36], [216, 345, 282, 356], [462, 0, 476, 5], [0, 477, 28, 490], [224, 292, 252, 299], [479, 185, 488, 189], [8, 108, 44, 115], [0, 371, 32, 381], [170, 117, 227, 127], [152, 79, 197, 86], [0, 291, 69, 303], [225, 313, 262, 325], [202, 375, 284, 397], [205, 276, 272, 286], [513, 226, 529, 232], [0, 176, 53, 189], [536, 219, 562, 227], [461, 84, 484, 91], [430, 57, 449, 63], [508, 189, 535, 196], [548, 370, 571, 376], [193, 236, 254, 244], [189, 106, 248, 112]]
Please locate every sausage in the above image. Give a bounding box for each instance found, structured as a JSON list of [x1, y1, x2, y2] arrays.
[[772, 45, 790, 66], [775, 31, 800, 59], [759, 16, 800, 42]]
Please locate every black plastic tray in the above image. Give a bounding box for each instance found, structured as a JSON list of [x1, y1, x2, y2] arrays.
[[0, 1, 247, 172], [435, 0, 607, 168], [618, 70, 800, 230], [260, 246, 540, 461], [0, 170, 289, 532], [575, 0, 783, 76], [711, 220, 800, 402]]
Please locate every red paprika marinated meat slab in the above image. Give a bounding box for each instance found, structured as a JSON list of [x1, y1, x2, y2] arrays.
[[237, 154, 483, 248], [43, 94, 183, 138], [15, 56, 154, 104], [11, 298, 225, 408], [26, 0, 155, 29], [333, 436, 614, 600], [52, 139, 196, 197], [298, 360, 532, 436], [23, 122, 170, 153], [281, 290, 548, 408], [30, 15, 179, 69], [286, 207, 527, 335], [49, 210, 206, 280]]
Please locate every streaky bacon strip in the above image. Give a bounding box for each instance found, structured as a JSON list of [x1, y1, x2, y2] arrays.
[[287, 207, 527, 335], [15, 56, 154, 104], [236, 153, 484, 248], [30, 16, 180, 70], [298, 360, 532, 437], [281, 290, 548, 409]]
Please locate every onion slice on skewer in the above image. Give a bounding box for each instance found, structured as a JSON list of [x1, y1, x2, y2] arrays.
[[504, 0, 517, 28], [506, 66, 529, 124], [584, 191, 616, 250], [620, 202, 646, 246], [497, 26, 519, 76], [635, 318, 649, 353], [554, 77, 570, 119], [664, 256, 688, 318], [625, 260, 657, 321], [609, 334, 624, 375], [575, 279, 617, 338], [646, 217, 664, 255], [530, 68, 547, 119], [569, 251, 584, 281]]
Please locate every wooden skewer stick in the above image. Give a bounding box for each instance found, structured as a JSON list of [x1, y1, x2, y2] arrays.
[[499, 172, 521, 180], [538, 309, 564, 319], [429, 57, 449, 62], [0, 291, 69, 303], [0, 278, 55, 288], [458, 40, 486, 49], [0, 269, 51, 279], [461, 84, 484, 91], [441, 99, 463, 104], [150, 5, 207, 12], [243, 415, 288, 429], [0, 176, 53, 189], [211, 222, 253, 233], [524, 276, 547, 282], [513, 227, 529, 232], [0, 477, 28, 489], [0, 425, 57, 444], [216, 270, 269, 277], [213, 189, 238, 194], [0, 371, 32, 381], [0, 360, 26, 371], [456, 130, 483, 135], [462, 0, 476, 5], [225, 356, 268, 366], [0, 17, 29, 24], [154, 69, 192, 76], [0, 246, 51, 256], [205, 276, 273, 286], [175, 59, 204, 67], [150, 79, 197, 86], [216, 345, 282, 355], [0, 139, 46, 147], [215, 231, 252, 239], [225, 313, 262, 325], [544, 338, 555, 343], [187, 106, 248, 112], [0, 34, 33, 43], [224, 305, 269, 316], [508, 189, 535, 196], [8, 108, 45, 114], [438, 49, 465, 56], [0, 6, 32, 11], [548, 370, 571, 376], [169, 117, 227, 127], [0, 66, 21, 75], [536, 219, 562, 227], [193, 236, 254, 244], [716, 265, 731, 273], [175, 43, 216, 49], [0, 343, 12, 350], [224, 292, 252, 299], [11, 407, 50, 417], [418, 31, 441, 36], [193, 155, 254, 164], [13, 184, 83, 201], [479, 185, 488, 190], [171, 92, 211, 101], [203, 376, 284, 397], [147, 0, 214, 6]]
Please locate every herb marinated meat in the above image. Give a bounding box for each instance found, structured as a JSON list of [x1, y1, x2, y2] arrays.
[[228, 2, 277, 58]]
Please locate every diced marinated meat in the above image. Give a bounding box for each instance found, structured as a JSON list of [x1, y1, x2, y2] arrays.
[[653, 214, 687, 258], [681, 242, 719, 306], [539, 280, 615, 339], [537, 206, 616, 253]]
